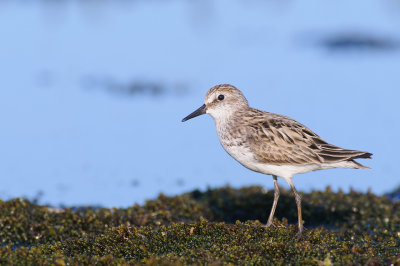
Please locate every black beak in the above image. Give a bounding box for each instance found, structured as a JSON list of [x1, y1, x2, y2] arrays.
[[182, 104, 206, 122]]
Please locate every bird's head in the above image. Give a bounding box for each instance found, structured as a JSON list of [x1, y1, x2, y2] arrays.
[[182, 84, 249, 122]]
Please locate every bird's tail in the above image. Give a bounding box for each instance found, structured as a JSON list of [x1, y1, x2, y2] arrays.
[[348, 151, 372, 169], [350, 159, 371, 169]]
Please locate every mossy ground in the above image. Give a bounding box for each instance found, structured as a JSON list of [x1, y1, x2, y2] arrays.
[[0, 186, 399, 265]]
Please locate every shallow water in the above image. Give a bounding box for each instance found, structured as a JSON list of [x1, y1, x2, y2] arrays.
[[0, 0, 399, 207]]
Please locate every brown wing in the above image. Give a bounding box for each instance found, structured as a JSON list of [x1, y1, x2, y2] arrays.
[[244, 109, 372, 165]]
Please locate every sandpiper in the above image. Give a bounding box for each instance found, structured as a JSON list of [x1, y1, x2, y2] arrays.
[[182, 84, 372, 237]]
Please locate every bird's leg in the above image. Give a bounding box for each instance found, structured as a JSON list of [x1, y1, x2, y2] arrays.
[[266, 175, 279, 227], [288, 179, 303, 238]]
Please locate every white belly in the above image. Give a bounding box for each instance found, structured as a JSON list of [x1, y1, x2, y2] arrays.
[[215, 122, 358, 181], [221, 143, 259, 171], [222, 143, 309, 178], [220, 140, 355, 181], [218, 134, 295, 178]]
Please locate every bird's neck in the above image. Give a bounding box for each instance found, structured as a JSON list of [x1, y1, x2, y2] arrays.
[[213, 110, 244, 138]]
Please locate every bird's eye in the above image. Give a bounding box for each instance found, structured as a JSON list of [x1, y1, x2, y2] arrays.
[[218, 95, 224, 101]]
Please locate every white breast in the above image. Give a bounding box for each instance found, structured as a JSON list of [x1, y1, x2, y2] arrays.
[[221, 141, 258, 169], [215, 122, 263, 173]]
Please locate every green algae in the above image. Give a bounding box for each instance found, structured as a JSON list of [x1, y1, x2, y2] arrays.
[[0, 186, 399, 265]]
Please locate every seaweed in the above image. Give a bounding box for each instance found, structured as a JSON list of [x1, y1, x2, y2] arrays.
[[0, 185, 399, 264]]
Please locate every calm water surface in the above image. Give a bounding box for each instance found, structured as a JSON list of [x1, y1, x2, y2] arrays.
[[0, 0, 399, 207]]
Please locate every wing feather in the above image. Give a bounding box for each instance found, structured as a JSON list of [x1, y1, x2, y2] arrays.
[[243, 109, 372, 165]]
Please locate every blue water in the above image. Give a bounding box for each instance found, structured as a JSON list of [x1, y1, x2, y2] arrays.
[[0, 0, 399, 207]]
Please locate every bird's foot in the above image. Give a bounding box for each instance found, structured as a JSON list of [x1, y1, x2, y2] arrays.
[[296, 226, 306, 240], [265, 219, 276, 228], [296, 230, 303, 240], [265, 222, 274, 228]]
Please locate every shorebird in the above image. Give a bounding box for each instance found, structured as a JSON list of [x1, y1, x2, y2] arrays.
[[182, 84, 372, 237]]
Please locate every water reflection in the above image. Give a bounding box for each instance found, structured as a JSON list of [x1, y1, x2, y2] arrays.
[[321, 33, 398, 51], [81, 76, 189, 97]]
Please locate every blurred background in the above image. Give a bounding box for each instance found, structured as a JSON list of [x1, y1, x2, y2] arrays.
[[0, 0, 399, 207]]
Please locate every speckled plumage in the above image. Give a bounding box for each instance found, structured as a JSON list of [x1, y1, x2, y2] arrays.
[[182, 84, 372, 237]]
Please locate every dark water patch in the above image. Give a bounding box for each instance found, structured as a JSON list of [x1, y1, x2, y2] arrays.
[[320, 32, 398, 51], [131, 179, 140, 187], [81, 76, 189, 98], [176, 178, 185, 187]]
